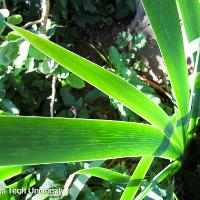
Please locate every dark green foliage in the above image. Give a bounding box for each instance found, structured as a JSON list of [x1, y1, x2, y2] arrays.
[[0, 13, 6, 34], [52, 0, 136, 28], [0, 0, 140, 121]]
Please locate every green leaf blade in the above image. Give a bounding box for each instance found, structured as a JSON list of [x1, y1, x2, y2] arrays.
[[0, 166, 24, 181], [0, 116, 180, 166], [68, 160, 104, 200], [120, 156, 154, 200], [7, 24, 170, 131], [176, 0, 200, 42], [0, 174, 36, 200], [142, 0, 190, 120], [77, 167, 130, 184], [135, 161, 181, 200]]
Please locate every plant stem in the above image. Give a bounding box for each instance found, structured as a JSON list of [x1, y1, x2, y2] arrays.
[[38, 0, 56, 117], [3, 0, 7, 9], [22, 20, 41, 29], [22, 0, 50, 31], [138, 75, 171, 99], [40, 0, 50, 34], [50, 75, 57, 117]]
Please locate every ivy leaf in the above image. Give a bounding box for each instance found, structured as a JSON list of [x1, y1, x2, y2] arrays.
[[60, 87, 76, 106], [25, 57, 36, 73], [83, 0, 97, 14], [29, 45, 45, 61], [109, 46, 126, 71], [53, 66, 70, 79], [68, 73, 85, 89], [14, 41, 30, 69], [0, 98, 19, 115], [6, 31, 21, 41], [84, 88, 106, 104], [7, 15, 23, 25], [0, 41, 19, 65], [38, 57, 58, 74], [0, 13, 5, 34]]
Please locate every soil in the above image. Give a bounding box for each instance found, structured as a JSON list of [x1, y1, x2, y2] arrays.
[[75, 17, 132, 64]]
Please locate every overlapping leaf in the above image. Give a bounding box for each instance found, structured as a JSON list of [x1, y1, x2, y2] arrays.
[[176, 0, 200, 42], [7, 24, 170, 131], [0, 166, 25, 181], [0, 116, 180, 166], [77, 167, 130, 184], [120, 156, 153, 200], [135, 161, 181, 200], [142, 0, 189, 120]]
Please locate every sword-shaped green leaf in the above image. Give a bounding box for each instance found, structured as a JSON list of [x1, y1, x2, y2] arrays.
[[142, 0, 190, 120], [0, 166, 25, 181], [135, 161, 181, 200], [77, 167, 130, 184], [120, 156, 154, 200], [176, 0, 200, 42], [0, 174, 36, 200], [7, 24, 170, 131], [0, 116, 180, 166], [68, 160, 104, 200]]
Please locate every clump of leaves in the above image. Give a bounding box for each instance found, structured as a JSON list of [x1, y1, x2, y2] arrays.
[[1, 1, 200, 200], [0, 9, 89, 117], [52, 0, 136, 28]]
